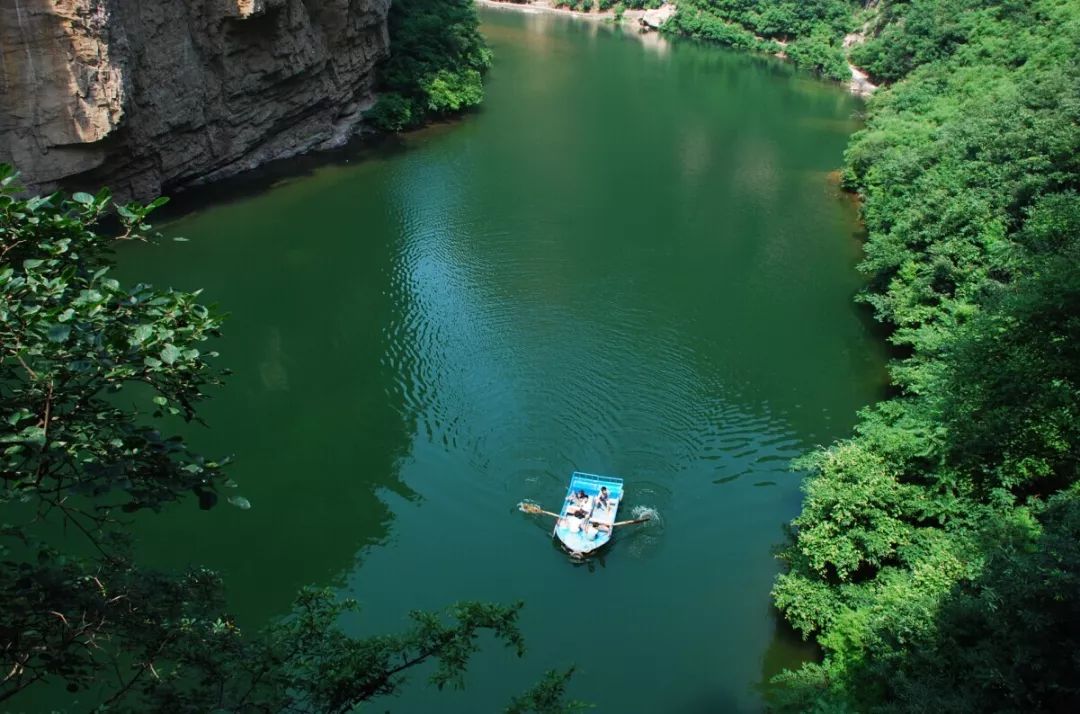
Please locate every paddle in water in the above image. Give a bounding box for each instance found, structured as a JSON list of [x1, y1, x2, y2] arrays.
[[519, 501, 651, 527], [518, 502, 561, 519]]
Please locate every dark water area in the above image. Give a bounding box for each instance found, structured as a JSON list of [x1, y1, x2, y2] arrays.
[[99, 8, 884, 712]]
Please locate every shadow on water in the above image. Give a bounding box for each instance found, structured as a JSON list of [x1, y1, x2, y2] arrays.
[[679, 690, 758, 714], [757, 606, 823, 706], [113, 147, 461, 627], [153, 133, 412, 222], [20, 114, 460, 714], [151, 114, 483, 226], [549, 538, 610, 570]]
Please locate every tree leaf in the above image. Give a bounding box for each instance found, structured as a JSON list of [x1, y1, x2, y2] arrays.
[[131, 324, 154, 345], [7, 408, 31, 426], [160, 343, 181, 365], [46, 324, 71, 343]]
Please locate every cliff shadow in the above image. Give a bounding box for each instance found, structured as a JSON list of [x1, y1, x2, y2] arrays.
[[154, 131, 415, 223]]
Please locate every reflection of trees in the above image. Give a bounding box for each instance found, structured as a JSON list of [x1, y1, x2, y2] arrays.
[[124, 172, 418, 627], [757, 607, 820, 707], [471, 14, 884, 438]]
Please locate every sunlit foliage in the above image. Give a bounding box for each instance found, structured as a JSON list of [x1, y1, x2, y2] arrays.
[[666, 0, 858, 80], [770, 0, 1080, 709], [367, 0, 493, 131]]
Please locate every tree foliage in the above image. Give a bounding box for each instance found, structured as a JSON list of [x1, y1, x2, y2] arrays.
[[367, 0, 493, 131], [770, 0, 1080, 710], [666, 0, 858, 80], [506, 667, 592, 714], [0, 168, 575, 711]]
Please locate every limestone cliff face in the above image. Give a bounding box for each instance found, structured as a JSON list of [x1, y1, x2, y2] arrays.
[[0, 0, 390, 201]]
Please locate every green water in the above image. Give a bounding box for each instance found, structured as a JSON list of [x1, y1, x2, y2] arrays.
[[117, 8, 884, 712]]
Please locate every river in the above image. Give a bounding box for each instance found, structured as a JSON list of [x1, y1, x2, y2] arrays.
[[119, 8, 885, 712]]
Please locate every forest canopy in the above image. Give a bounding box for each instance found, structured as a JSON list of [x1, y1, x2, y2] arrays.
[[754, 0, 1080, 709], [666, 0, 860, 80]]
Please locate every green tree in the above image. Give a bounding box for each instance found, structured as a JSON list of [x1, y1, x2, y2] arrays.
[[665, 0, 858, 79], [769, 0, 1080, 710], [367, 0, 493, 132]]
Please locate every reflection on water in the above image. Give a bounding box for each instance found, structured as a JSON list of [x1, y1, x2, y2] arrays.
[[118, 166, 421, 627], [111, 7, 884, 713], [258, 327, 290, 391]]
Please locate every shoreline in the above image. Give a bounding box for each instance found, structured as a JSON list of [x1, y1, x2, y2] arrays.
[[475, 0, 613, 21], [474, 0, 877, 97], [474, 0, 664, 27]]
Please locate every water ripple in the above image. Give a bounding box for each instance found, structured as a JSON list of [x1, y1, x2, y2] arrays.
[[373, 143, 846, 512]]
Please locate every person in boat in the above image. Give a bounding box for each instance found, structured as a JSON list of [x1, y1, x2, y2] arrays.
[[561, 512, 584, 533], [582, 520, 612, 541], [596, 486, 612, 512], [567, 488, 592, 509], [582, 520, 598, 540]]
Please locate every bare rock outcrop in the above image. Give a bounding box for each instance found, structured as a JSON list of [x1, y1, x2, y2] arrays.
[[0, 0, 390, 201], [638, 4, 674, 31]]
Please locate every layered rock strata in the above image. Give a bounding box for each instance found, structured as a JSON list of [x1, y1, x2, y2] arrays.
[[0, 0, 390, 201]]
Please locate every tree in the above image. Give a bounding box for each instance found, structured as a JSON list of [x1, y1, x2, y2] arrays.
[[0, 167, 574, 711], [769, 0, 1080, 709], [665, 0, 858, 79], [367, 0, 493, 132]]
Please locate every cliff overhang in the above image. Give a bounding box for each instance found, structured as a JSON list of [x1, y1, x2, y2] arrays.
[[0, 0, 391, 201]]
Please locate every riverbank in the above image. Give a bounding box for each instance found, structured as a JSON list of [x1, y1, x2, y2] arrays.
[[475, 0, 673, 28], [770, 0, 1080, 708], [476, 0, 876, 96], [477, 0, 607, 21]]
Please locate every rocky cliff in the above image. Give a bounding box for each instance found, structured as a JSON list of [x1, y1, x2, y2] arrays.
[[0, 0, 390, 201]]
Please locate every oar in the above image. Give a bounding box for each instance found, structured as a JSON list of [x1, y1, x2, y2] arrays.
[[518, 502, 561, 518], [520, 502, 652, 528], [610, 516, 652, 527]]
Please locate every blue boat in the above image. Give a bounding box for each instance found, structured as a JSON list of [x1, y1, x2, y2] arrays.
[[553, 471, 624, 557]]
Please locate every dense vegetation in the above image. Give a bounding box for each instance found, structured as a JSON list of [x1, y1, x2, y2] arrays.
[[0, 170, 577, 711], [760, 0, 1080, 709], [367, 0, 493, 131], [666, 0, 859, 80]]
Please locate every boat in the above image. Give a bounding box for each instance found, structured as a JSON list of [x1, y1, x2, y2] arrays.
[[553, 471, 624, 557]]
